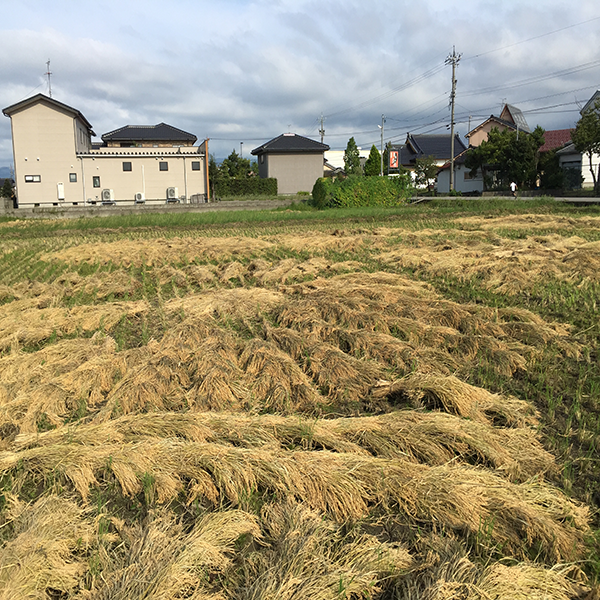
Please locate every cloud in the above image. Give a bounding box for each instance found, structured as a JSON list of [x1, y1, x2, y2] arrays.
[[1, 0, 600, 164]]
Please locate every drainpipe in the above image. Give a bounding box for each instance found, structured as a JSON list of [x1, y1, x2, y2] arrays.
[[78, 156, 87, 204]]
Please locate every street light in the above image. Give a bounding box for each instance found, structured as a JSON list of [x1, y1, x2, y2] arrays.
[[378, 115, 385, 176]]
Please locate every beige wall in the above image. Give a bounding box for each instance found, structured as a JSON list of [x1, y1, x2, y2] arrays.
[[10, 102, 87, 205], [468, 121, 512, 148], [8, 100, 206, 206], [262, 152, 324, 194], [81, 152, 206, 203]]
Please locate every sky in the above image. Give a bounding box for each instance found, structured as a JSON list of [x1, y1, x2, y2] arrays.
[[1, 0, 600, 168]]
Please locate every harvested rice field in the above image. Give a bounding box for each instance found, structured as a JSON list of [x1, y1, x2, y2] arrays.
[[1, 199, 600, 599]]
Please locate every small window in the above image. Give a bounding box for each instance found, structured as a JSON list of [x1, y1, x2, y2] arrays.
[[122, 161, 132, 172], [24, 175, 41, 182], [93, 176, 101, 188], [259, 155, 264, 164], [191, 161, 200, 171], [159, 162, 168, 171], [69, 173, 77, 182]]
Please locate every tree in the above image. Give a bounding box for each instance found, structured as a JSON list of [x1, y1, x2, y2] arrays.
[[363, 145, 381, 176], [1, 178, 14, 200], [464, 125, 545, 190], [343, 137, 362, 175], [220, 149, 253, 179], [572, 98, 600, 195], [414, 155, 438, 190]]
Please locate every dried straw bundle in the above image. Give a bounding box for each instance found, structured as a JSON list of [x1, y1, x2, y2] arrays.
[[234, 501, 411, 600], [0, 495, 110, 600], [0, 442, 588, 561], [86, 509, 259, 600], [393, 533, 589, 600], [0, 300, 148, 351], [240, 339, 321, 413], [12, 408, 554, 482], [373, 374, 538, 427], [41, 235, 275, 267]]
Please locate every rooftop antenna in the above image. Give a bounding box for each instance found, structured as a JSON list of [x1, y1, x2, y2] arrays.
[[45, 59, 52, 98]]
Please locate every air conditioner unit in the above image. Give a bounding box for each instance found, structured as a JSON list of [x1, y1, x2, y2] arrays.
[[166, 187, 178, 200], [134, 192, 145, 203], [101, 189, 114, 202]]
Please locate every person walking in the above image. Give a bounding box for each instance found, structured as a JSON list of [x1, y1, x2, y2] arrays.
[[510, 181, 517, 197]]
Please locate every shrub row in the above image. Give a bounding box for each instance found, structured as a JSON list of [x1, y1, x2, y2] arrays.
[[214, 177, 277, 197], [310, 175, 412, 209]]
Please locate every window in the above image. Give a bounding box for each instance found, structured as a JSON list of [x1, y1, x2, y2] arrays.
[[259, 155, 264, 164], [24, 175, 41, 182], [191, 161, 200, 171], [159, 162, 168, 171], [93, 176, 101, 188], [69, 173, 77, 182], [122, 161, 132, 172]]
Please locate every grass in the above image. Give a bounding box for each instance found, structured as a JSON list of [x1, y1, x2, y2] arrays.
[[1, 200, 600, 597]]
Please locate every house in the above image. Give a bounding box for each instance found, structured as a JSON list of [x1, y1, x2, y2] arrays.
[[2, 93, 209, 207], [394, 133, 467, 172], [467, 104, 530, 147], [555, 91, 600, 190], [437, 150, 484, 194], [324, 148, 370, 173], [251, 133, 329, 194]]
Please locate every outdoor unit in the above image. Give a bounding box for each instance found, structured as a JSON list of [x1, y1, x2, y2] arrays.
[[134, 192, 145, 203], [166, 187, 179, 200], [101, 189, 114, 202]]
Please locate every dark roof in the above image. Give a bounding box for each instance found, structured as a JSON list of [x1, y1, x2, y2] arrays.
[[2, 93, 95, 134], [102, 123, 197, 143], [400, 133, 467, 164], [251, 133, 329, 155], [437, 149, 469, 171], [539, 129, 573, 153]]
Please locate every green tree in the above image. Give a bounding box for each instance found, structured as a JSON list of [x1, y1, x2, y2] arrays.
[[382, 142, 392, 176], [572, 98, 600, 195], [220, 149, 253, 178], [414, 155, 438, 190], [465, 125, 545, 190], [1, 178, 14, 200], [538, 149, 564, 190], [343, 137, 362, 175], [363, 145, 381, 176]]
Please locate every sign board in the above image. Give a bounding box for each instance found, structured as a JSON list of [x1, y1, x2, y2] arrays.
[[389, 150, 399, 170]]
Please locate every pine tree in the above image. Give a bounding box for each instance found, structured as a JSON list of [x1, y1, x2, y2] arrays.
[[363, 145, 381, 176], [344, 137, 362, 175]]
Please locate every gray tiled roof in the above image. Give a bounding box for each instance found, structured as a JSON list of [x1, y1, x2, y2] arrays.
[[401, 133, 467, 164], [102, 123, 197, 143], [251, 133, 329, 155]]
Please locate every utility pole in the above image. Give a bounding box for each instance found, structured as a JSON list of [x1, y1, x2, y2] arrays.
[[446, 47, 461, 191], [379, 114, 385, 176], [45, 59, 52, 98], [319, 114, 325, 144]]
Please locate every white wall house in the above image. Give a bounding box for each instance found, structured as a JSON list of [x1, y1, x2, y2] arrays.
[[2, 94, 209, 207]]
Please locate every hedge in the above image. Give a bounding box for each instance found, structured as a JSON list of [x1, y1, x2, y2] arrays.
[[310, 175, 411, 209], [214, 177, 277, 197]]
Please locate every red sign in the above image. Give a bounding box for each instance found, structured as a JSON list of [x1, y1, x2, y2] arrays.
[[389, 150, 399, 169]]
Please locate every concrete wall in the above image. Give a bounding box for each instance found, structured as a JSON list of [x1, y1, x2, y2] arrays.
[[264, 152, 324, 194]]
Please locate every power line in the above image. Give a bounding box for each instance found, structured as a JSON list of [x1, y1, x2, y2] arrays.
[[463, 15, 600, 61]]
